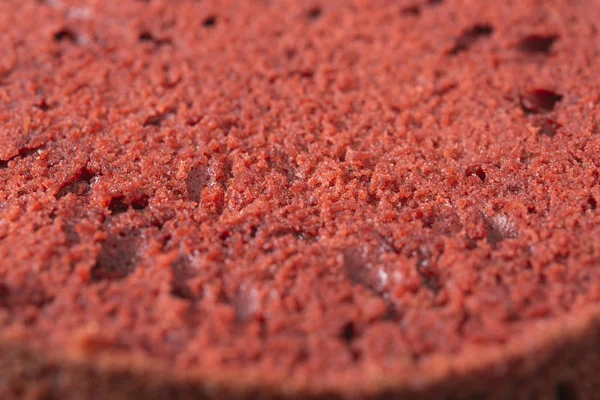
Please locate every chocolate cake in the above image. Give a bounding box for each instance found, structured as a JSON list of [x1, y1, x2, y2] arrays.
[[1, 0, 600, 398]]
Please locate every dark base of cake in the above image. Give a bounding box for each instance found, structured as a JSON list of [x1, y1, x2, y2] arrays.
[[2, 313, 599, 400]]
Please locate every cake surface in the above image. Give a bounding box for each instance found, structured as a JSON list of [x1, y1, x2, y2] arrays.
[[1, 0, 600, 398]]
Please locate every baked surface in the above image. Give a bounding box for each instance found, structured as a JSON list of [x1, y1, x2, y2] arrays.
[[1, 0, 600, 398]]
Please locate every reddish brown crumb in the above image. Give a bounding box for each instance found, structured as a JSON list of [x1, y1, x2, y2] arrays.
[[1, 0, 600, 398]]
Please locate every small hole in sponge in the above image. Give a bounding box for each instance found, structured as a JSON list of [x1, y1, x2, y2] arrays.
[[91, 230, 140, 281], [520, 89, 563, 113], [555, 382, 577, 400], [0, 283, 9, 302], [170, 256, 195, 299], [415, 252, 441, 293], [0, 146, 41, 169], [138, 31, 155, 42], [534, 118, 561, 137], [465, 165, 486, 182], [307, 7, 322, 20], [143, 109, 174, 127], [285, 48, 297, 60], [485, 215, 517, 246], [401, 5, 421, 16], [108, 196, 129, 214], [586, 196, 597, 211], [138, 31, 171, 46], [53, 29, 77, 43], [342, 249, 387, 292], [449, 24, 494, 55], [131, 196, 149, 210], [35, 99, 51, 112], [56, 168, 96, 199], [186, 164, 209, 203], [203, 16, 217, 28], [340, 322, 356, 342], [518, 34, 558, 54]]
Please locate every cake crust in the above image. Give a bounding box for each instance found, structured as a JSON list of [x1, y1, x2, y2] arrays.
[[3, 308, 600, 399]]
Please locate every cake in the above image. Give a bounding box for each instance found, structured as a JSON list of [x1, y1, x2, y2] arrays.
[[1, 0, 600, 398]]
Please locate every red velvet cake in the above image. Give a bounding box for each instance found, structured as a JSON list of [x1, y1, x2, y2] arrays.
[[1, 0, 600, 398]]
